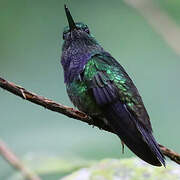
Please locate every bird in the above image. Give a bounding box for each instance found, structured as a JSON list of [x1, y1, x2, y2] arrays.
[[61, 5, 165, 167]]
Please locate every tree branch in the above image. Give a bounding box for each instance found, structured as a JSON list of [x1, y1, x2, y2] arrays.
[[0, 139, 41, 180], [159, 144, 180, 165], [0, 77, 179, 165]]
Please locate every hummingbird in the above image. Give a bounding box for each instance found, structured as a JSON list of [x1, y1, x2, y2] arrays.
[[61, 5, 165, 166]]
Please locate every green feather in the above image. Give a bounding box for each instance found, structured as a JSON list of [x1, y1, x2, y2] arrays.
[[67, 55, 151, 130]]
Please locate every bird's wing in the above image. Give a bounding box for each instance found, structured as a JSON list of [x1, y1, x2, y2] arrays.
[[83, 53, 152, 131], [82, 53, 165, 166]]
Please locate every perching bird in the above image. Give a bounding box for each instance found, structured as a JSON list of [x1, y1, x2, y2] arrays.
[[61, 5, 165, 166]]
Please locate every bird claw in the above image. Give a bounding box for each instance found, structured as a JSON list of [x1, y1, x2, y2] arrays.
[[88, 118, 94, 126], [121, 140, 125, 154]]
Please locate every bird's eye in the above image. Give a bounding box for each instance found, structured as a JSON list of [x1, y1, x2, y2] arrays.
[[63, 32, 69, 40], [63, 32, 66, 40], [84, 28, 90, 34]]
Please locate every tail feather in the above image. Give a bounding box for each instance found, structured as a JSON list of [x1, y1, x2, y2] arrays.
[[105, 101, 165, 167], [136, 123, 165, 166]]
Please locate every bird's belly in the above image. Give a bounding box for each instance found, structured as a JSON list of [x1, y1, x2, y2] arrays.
[[66, 81, 102, 116]]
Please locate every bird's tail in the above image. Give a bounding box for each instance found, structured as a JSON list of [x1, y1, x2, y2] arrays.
[[105, 101, 165, 167]]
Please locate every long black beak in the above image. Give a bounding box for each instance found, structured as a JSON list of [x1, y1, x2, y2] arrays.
[[64, 5, 76, 31]]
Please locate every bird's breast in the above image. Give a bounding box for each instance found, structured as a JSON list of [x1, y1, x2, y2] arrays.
[[66, 80, 102, 116], [61, 52, 91, 83]]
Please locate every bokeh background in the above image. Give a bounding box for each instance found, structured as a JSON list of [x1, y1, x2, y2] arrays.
[[0, 0, 180, 179]]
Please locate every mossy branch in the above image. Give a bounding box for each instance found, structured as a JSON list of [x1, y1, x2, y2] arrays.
[[0, 77, 180, 165]]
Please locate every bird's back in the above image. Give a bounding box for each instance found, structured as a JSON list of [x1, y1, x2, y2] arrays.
[[66, 52, 165, 166]]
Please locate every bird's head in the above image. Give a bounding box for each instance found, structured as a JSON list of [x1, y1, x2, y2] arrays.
[[62, 5, 98, 45], [63, 22, 90, 40]]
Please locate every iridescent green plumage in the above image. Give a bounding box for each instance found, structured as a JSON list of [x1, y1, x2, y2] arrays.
[[67, 54, 151, 130]]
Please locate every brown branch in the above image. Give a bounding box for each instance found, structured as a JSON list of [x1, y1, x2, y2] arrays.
[[0, 139, 41, 180], [0, 77, 180, 165], [159, 144, 180, 165]]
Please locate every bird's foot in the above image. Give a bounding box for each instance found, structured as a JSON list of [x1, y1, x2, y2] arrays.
[[121, 140, 125, 154]]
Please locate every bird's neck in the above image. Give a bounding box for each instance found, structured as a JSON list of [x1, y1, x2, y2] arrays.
[[61, 40, 103, 83]]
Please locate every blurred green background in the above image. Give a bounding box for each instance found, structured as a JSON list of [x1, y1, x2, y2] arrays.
[[0, 0, 180, 179]]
